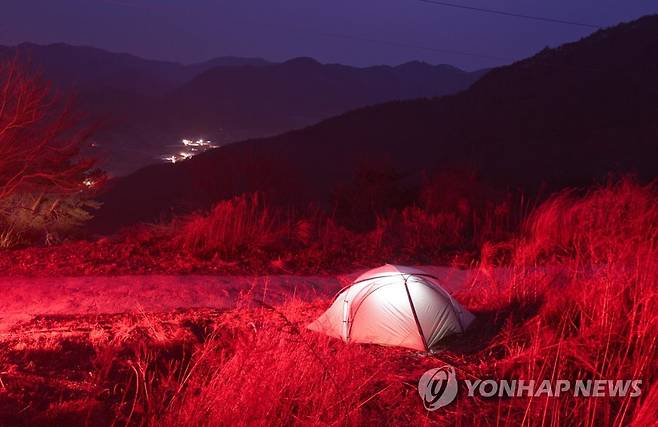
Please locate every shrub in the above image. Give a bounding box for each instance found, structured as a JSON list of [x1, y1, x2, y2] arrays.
[[175, 194, 290, 260], [0, 58, 99, 199], [0, 58, 102, 247], [368, 207, 465, 262], [0, 193, 100, 247]]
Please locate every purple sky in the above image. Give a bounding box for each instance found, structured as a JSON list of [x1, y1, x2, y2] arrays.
[[2, 1, 656, 70]]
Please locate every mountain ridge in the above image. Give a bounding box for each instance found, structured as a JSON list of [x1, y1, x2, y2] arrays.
[[89, 14, 658, 233], [0, 43, 485, 176]]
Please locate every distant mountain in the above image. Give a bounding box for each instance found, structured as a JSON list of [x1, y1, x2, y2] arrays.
[[0, 43, 270, 95], [90, 15, 658, 233], [163, 57, 487, 131], [0, 43, 274, 174], [190, 56, 272, 71], [0, 43, 483, 175]]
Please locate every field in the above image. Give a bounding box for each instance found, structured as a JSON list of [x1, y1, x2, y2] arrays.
[[0, 180, 656, 426]]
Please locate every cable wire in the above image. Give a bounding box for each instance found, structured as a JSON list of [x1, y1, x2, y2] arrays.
[[416, 0, 602, 28]]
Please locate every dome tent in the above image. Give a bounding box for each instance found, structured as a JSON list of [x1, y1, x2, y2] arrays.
[[308, 265, 475, 351]]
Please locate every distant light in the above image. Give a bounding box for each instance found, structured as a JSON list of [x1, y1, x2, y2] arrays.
[[163, 155, 178, 164], [83, 178, 96, 188], [162, 137, 216, 164], [182, 138, 215, 148]]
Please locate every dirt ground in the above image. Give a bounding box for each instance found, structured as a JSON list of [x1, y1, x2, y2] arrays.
[[0, 266, 477, 332]]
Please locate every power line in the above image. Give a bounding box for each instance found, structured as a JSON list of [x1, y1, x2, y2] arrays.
[[416, 0, 602, 29]]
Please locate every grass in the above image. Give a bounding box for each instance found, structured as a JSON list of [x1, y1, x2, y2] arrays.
[[0, 180, 656, 426], [453, 179, 658, 426], [175, 194, 285, 260], [0, 190, 511, 276]]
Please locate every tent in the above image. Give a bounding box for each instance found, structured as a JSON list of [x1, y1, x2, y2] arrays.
[[308, 264, 475, 351]]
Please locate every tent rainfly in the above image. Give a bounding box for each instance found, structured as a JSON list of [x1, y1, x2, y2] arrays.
[[308, 264, 475, 351]]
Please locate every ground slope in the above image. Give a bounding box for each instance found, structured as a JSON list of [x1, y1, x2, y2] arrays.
[[92, 15, 658, 233]]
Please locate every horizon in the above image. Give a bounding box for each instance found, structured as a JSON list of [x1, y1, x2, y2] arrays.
[[2, 1, 657, 71], [0, 40, 482, 70]]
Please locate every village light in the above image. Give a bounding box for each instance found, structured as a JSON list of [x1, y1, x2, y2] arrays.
[[162, 138, 217, 163]]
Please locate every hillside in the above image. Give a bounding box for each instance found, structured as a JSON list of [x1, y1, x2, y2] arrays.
[[165, 58, 486, 130], [0, 44, 481, 175], [90, 15, 658, 234], [0, 43, 272, 174], [119, 58, 485, 174], [0, 42, 269, 94]]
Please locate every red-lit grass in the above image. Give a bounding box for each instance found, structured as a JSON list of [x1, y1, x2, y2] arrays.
[[164, 180, 657, 425], [1, 186, 513, 275], [128, 182, 658, 424], [450, 179, 658, 425], [369, 207, 465, 262], [0, 181, 656, 426], [173, 194, 475, 271], [155, 302, 426, 426], [174, 194, 288, 260]]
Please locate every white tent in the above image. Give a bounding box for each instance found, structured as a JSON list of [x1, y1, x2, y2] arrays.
[[308, 264, 475, 351]]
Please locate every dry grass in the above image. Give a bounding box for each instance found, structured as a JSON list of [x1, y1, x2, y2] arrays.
[[0, 187, 516, 275], [175, 194, 287, 260], [454, 179, 658, 425], [0, 180, 656, 426], [169, 193, 482, 272]]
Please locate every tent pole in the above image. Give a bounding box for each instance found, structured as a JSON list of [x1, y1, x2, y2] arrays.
[[403, 276, 429, 352]]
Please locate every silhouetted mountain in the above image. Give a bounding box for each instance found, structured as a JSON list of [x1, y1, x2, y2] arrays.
[[190, 56, 271, 71], [0, 43, 482, 175], [165, 57, 486, 131], [0, 43, 274, 174], [0, 43, 270, 95], [90, 15, 658, 233]]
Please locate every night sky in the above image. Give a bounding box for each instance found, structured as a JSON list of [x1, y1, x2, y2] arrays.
[[2, 0, 657, 70]]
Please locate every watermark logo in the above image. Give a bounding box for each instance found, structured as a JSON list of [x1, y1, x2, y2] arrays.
[[418, 365, 643, 410], [464, 379, 642, 398], [417, 365, 458, 411]]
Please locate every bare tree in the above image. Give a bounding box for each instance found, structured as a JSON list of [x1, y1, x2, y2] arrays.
[[0, 58, 100, 199]]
